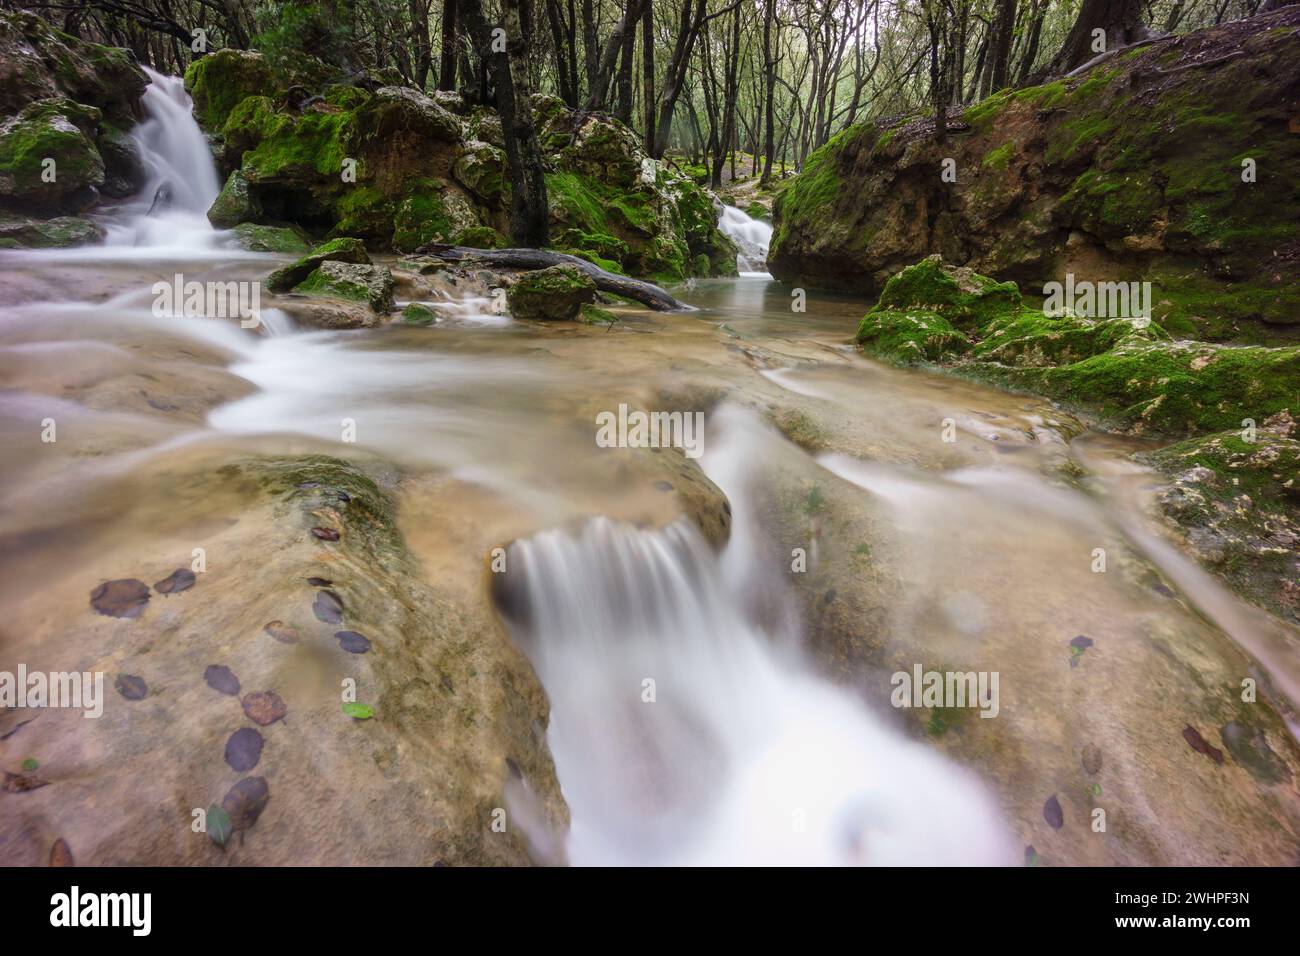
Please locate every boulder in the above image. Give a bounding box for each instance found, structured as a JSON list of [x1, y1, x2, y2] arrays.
[[0, 98, 105, 214], [267, 237, 370, 291], [770, 9, 1300, 337], [506, 264, 596, 320], [230, 222, 310, 253], [291, 260, 396, 313], [208, 169, 262, 227], [0, 12, 147, 122], [0, 210, 103, 248]]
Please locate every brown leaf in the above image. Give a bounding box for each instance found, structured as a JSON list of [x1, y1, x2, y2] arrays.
[[263, 620, 300, 644], [90, 579, 150, 618], [241, 691, 287, 726], [311, 527, 340, 541], [154, 568, 196, 594], [1183, 725, 1225, 764], [114, 674, 148, 701], [3, 770, 50, 792], [221, 776, 270, 830], [312, 590, 344, 624], [49, 838, 74, 867], [203, 665, 240, 696], [1043, 794, 1064, 829]]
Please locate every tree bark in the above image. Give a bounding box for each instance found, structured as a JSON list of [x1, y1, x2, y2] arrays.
[[419, 247, 686, 310], [437, 0, 458, 90], [1045, 0, 1152, 75]]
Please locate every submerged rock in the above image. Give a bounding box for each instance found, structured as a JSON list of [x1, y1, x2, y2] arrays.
[[267, 237, 370, 291]]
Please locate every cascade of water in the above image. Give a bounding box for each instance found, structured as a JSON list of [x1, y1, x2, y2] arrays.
[[104, 66, 223, 249], [717, 204, 774, 275], [496, 409, 1015, 866]]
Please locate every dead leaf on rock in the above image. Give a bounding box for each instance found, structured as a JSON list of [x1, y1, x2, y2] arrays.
[[204, 665, 240, 696], [114, 674, 148, 701], [312, 590, 344, 624], [154, 568, 196, 594], [241, 691, 287, 726], [90, 579, 150, 618], [49, 838, 73, 866], [221, 776, 270, 830], [263, 620, 300, 644], [1183, 725, 1225, 764], [3, 770, 49, 792]]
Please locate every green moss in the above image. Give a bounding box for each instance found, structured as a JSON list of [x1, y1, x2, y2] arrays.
[[856, 309, 973, 364], [267, 237, 369, 291], [183, 50, 276, 130], [982, 142, 1014, 170], [231, 222, 310, 253], [873, 255, 1021, 328], [578, 303, 618, 325], [506, 264, 596, 320], [400, 302, 438, 326]]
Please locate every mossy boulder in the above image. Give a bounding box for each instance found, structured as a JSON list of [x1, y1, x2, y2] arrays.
[[183, 49, 277, 131], [267, 237, 370, 291], [858, 256, 1300, 437], [230, 222, 310, 253], [292, 260, 396, 313], [452, 140, 506, 203], [1145, 412, 1300, 623], [0, 210, 103, 248], [772, 9, 1300, 338], [506, 265, 596, 320], [0, 97, 105, 214], [0, 11, 147, 122], [400, 302, 439, 326], [208, 168, 261, 227]]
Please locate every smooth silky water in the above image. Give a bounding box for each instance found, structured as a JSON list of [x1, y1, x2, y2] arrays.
[[2, 76, 1298, 866]]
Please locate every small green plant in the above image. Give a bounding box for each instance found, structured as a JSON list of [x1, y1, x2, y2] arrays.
[[342, 702, 374, 720]]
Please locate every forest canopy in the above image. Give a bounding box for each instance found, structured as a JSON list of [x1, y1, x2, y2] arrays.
[[6, 0, 1286, 187]]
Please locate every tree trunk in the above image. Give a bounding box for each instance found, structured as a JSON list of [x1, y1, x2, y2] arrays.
[[614, 5, 636, 123], [584, 0, 644, 112], [986, 0, 1017, 94], [500, 0, 549, 246], [642, 1, 656, 151], [437, 0, 458, 90], [1046, 0, 1152, 75], [761, 0, 776, 182]]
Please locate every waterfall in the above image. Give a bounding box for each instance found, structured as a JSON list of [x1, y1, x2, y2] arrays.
[[718, 205, 773, 276], [495, 410, 1014, 866], [104, 66, 222, 249]]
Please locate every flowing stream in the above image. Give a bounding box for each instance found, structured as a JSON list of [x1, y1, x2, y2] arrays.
[[3, 72, 1299, 866]]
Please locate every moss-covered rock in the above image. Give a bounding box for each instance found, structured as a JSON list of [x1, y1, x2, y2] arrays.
[[772, 9, 1300, 339], [230, 221, 311, 253], [858, 256, 1300, 437], [267, 236, 370, 291], [292, 260, 395, 313], [208, 168, 261, 227], [1145, 412, 1300, 623], [0, 97, 105, 214], [187, 53, 736, 276], [0, 209, 103, 247], [183, 49, 277, 131], [400, 302, 439, 325], [506, 264, 596, 320], [0, 11, 147, 122]]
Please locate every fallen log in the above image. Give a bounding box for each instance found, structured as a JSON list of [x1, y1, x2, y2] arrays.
[[417, 244, 687, 311]]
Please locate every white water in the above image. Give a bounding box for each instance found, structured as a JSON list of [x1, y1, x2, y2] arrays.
[[718, 204, 773, 276], [502, 407, 1016, 866], [104, 66, 223, 250]]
